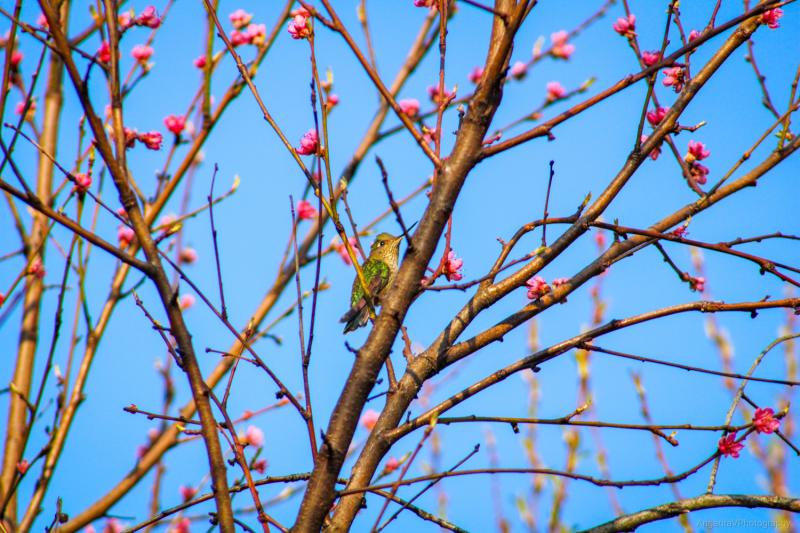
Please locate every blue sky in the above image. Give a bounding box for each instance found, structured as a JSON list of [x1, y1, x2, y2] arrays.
[[1, 1, 799, 531]]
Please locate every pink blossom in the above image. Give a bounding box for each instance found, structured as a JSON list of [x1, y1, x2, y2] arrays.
[[287, 14, 311, 39], [336, 237, 361, 265], [550, 30, 575, 60], [384, 457, 400, 473], [193, 55, 207, 69], [179, 294, 195, 310], [671, 225, 688, 238], [686, 140, 710, 162], [718, 433, 744, 458], [16, 459, 29, 474], [290, 7, 310, 17], [552, 277, 569, 287], [245, 425, 264, 447], [15, 100, 35, 116], [74, 172, 92, 193], [326, 93, 340, 110], [526, 276, 550, 299], [135, 6, 161, 28], [398, 98, 420, 118], [164, 114, 186, 135], [662, 66, 685, 92], [443, 250, 463, 281], [468, 66, 483, 84], [689, 162, 709, 185], [545, 81, 565, 101], [641, 135, 661, 160], [595, 230, 607, 249], [641, 51, 661, 66], [119, 11, 134, 30], [171, 518, 190, 533], [131, 44, 154, 64], [612, 14, 636, 37], [37, 13, 49, 29], [230, 30, 249, 47], [427, 85, 455, 105], [688, 29, 702, 41], [179, 247, 198, 264], [414, 0, 437, 7], [296, 200, 318, 220], [760, 8, 783, 29], [179, 485, 197, 501], [646, 106, 668, 126], [689, 276, 705, 292], [138, 131, 163, 150], [509, 61, 527, 80], [296, 129, 319, 155], [252, 458, 268, 474], [246, 23, 267, 45], [118, 225, 135, 247], [229, 9, 253, 29], [97, 41, 111, 63], [29, 257, 45, 279], [10, 51, 23, 69], [360, 409, 380, 430], [753, 407, 780, 434]]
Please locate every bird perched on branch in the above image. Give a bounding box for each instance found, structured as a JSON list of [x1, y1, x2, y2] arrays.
[[340, 233, 403, 333]]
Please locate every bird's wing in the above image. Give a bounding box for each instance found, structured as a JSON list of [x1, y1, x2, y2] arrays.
[[350, 259, 390, 307]]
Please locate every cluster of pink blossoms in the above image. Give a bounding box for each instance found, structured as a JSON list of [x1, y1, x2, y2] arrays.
[[119, 5, 161, 30], [526, 276, 568, 300], [229, 9, 266, 46], [550, 30, 575, 60], [295, 199, 318, 220], [131, 44, 154, 65], [442, 250, 463, 281], [122, 127, 163, 150], [685, 140, 711, 185], [612, 14, 636, 37], [718, 407, 781, 458], [760, 8, 783, 29], [287, 7, 311, 39], [296, 129, 320, 155], [662, 66, 685, 92]]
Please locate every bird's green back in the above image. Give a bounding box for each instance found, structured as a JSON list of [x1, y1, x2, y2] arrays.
[[351, 258, 390, 307]]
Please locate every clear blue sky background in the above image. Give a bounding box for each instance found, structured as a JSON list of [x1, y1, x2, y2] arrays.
[[1, 1, 799, 531]]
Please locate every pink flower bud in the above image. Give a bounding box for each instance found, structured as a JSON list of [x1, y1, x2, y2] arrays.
[[244, 425, 265, 447], [443, 250, 463, 282], [74, 172, 92, 193], [163, 114, 186, 135], [641, 51, 661, 67], [131, 44, 154, 64], [509, 61, 527, 80], [398, 98, 420, 118], [253, 458, 268, 474], [296, 200, 318, 220], [360, 409, 380, 431], [193, 55, 207, 69], [138, 131, 163, 150], [179, 294, 195, 310], [118, 225, 135, 248], [28, 257, 45, 279], [612, 14, 636, 37], [550, 30, 575, 59], [179, 247, 198, 264], [179, 485, 197, 501], [468, 66, 483, 84], [296, 129, 319, 155], [135, 6, 161, 29], [545, 81, 565, 101], [97, 41, 111, 63], [229, 9, 253, 29]]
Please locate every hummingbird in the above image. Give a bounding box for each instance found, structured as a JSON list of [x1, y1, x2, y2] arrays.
[[340, 232, 403, 333]]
